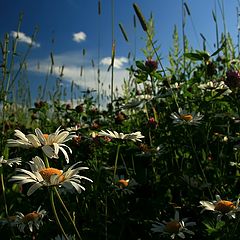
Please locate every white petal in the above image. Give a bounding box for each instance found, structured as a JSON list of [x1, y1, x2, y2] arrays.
[[54, 131, 69, 143], [27, 182, 42, 196], [200, 201, 215, 211], [42, 145, 57, 159], [26, 134, 41, 148], [59, 146, 69, 163], [14, 130, 28, 141], [35, 128, 46, 145]]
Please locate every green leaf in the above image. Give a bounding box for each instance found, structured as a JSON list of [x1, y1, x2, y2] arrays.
[[211, 40, 226, 57], [136, 60, 146, 70], [184, 51, 210, 61]]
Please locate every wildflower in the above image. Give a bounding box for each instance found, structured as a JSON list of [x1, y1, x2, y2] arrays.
[[15, 206, 47, 233], [225, 69, 240, 89], [151, 209, 196, 239], [148, 117, 157, 128], [170, 108, 203, 126], [7, 127, 76, 163], [0, 156, 21, 167], [75, 104, 84, 113], [200, 195, 240, 220], [115, 111, 127, 124], [117, 179, 129, 188], [9, 156, 92, 196], [145, 59, 158, 72], [198, 80, 232, 95], [98, 130, 144, 142]]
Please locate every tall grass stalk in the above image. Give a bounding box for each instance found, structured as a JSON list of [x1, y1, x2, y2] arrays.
[[182, 0, 186, 74], [110, 0, 115, 105], [97, 0, 101, 109]]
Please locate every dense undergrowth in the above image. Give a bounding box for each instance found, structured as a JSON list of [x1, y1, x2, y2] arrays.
[[1, 2, 240, 240]]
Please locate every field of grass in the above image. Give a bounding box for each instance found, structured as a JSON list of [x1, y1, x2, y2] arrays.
[[1, 2, 240, 240]]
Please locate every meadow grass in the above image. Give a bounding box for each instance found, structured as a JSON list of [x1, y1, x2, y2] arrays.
[[1, 1, 240, 240]]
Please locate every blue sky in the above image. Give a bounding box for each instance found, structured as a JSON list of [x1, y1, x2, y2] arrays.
[[0, 0, 239, 103]]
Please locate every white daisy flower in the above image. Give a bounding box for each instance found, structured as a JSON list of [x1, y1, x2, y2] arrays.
[[15, 206, 47, 233], [170, 108, 203, 126], [7, 127, 76, 163], [0, 156, 21, 167], [200, 195, 240, 220], [98, 130, 144, 142], [151, 209, 196, 239], [9, 156, 93, 196], [198, 80, 232, 95]]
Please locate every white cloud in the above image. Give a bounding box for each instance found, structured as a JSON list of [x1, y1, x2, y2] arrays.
[[27, 51, 129, 94], [11, 31, 40, 48], [100, 57, 128, 69], [73, 31, 87, 43]]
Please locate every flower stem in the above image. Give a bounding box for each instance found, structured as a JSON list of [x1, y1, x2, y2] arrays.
[[43, 154, 50, 168], [113, 144, 121, 180], [53, 187, 83, 240], [50, 189, 69, 240], [0, 168, 9, 217], [0, 168, 16, 239], [185, 127, 213, 199]]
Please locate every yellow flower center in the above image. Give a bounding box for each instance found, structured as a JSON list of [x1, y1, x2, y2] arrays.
[[215, 200, 235, 213], [39, 168, 64, 183], [43, 134, 49, 140], [180, 114, 193, 121], [23, 212, 40, 223], [118, 179, 129, 188], [165, 220, 181, 233]]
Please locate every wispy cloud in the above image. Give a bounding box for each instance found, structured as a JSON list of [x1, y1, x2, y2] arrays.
[[11, 31, 40, 48], [27, 51, 129, 94], [73, 31, 87, 43], [100, 57, 128, 69]]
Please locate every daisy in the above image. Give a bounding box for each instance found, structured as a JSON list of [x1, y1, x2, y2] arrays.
[[9, 156, 93, 196], [15, 206, 47, 233], [0, 156, 21, 167], [200, 195, 240, 220], [198, 80, 232, 95], [7, 126, 76, 163], [170, 108, 203, 126], [98, 130, 144, 142], [151, 209, 196, 239]]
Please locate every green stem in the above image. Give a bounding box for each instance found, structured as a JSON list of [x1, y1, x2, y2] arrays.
[[113, 144, 121, 180], [50, 189, 69, 240], [0, 169, 8, 217], [185, 127, 213, 199], [43, 154, 50, 168], [53, 187, 83, 240]]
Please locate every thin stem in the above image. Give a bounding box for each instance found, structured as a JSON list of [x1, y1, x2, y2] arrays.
[[185, 127, 213, 199], [53, 187, 83, 240], [182, 0, 186, 74], [50, 189, 69, 240], [0, 167, 16, 239], [43, 154, 50, 168], [111, 0, 115, 104], [113, 144, 121, 180], [0, 169, 9, 217]]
